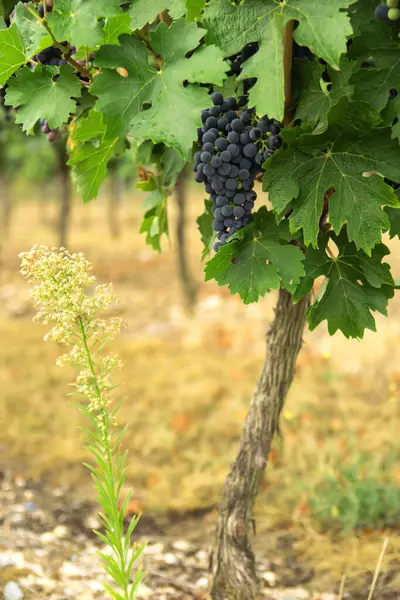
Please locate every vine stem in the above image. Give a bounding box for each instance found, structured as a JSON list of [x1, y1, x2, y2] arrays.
[[209, 21, 312, 600]]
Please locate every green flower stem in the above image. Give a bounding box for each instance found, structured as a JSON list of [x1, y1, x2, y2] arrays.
[[78, 315, 133, 599]]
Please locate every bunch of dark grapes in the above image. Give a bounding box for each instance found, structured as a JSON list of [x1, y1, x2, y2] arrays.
[[40, 118, 59, 142], [193, 93, 283, 252], [375, 1, 400, 22]]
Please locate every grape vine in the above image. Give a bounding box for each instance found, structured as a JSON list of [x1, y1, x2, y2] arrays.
[[0, 1, 399, 336]]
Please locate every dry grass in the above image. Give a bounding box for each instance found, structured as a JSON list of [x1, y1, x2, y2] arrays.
[[1, 183, 400, 593]]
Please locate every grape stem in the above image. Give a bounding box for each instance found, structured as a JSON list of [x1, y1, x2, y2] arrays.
[[25, 4, 94, 82]]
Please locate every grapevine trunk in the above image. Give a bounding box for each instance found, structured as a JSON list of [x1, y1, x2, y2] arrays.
[[175, 170, 197, 308], [210, 289, 310, 600]]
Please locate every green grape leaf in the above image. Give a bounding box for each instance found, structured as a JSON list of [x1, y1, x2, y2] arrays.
[[350, 22, 400, 112], [140, 197, 169, 252], [103, 14, 132, 45], [294, 58, 356, 133], [92, 21, 227, 157], [14, 3, 52, 57], [47, 0, 123, 48], [203, 0, 355, 121], [263, 99, 400, 254], [5, 64, 81, 132], [161, 147, 186, 187], [68, 110, 118, 202], [205, 210, 305, 303], [186, 0, 206, 22], [197, 199, 215, 260], [295, 233, 394, 338], [0, 22, 25, 85], [386, 205, 400, 239], [129, 0, 186, 30]]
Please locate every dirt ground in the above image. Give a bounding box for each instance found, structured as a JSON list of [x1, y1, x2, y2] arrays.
[[0, 183, 400, 598]]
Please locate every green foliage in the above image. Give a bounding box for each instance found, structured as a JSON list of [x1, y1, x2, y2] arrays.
[[0, 0, 400, 338], [307, 453, 400, 532], [205, 208, 305, 303]]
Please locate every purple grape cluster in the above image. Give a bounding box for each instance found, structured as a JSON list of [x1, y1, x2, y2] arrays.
[[194, 93, 283, 252], [40, 118, 59, 143]]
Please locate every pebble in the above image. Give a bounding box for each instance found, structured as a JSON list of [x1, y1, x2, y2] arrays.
[[0, 552, 24, 568], [195, 576, 209, 588], [163, 552, 178, 565], [172, 539, 192, 552], [3, 582, 24, 600], [262, 571, 277, 586], [137, 583, 153, 598]]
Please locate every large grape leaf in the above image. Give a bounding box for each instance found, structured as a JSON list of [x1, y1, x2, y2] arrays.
[[294, 233, 394, 338], [129, 0, 186, 30], [91, 20, 227, 157], [5, 64, 81, 132], [203, 0, 355, 120], [205, 209, 305, 303], [0, 22, 25, 85], [263, 99, 400, 254], [294, 58, 356, 133], [47, 0, 123, 48], [68, 110, 118, 202]]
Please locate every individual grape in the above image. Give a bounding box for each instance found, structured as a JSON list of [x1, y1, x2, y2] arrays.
[[211, 179, 223, 191], [388, 7, 400, 20], [216, 195, 228, 206], [211, 156, 222, 168], [46, 130, 59, 142], [231, 155, 242, 165], [225, 123, 232, 133], [228, 131, 240, 143], [270, 123, 281, 134], [194, 150, 201, 163], [205, 183, 213, 194], [41, 122, 50, 134], [225, 97, 237, 109], [202, 131, 216, 144], [214, 242, 223, 252], [212, 219, 225, 232], [255, 152, 264, 165], [227, 143, 240, 157], [234, 193, 245, 205], [231, 118, 245, 133], [205, 116, 217, 129], [240, 132, 250, 145], [244, 201, 255, 211], [243, 143, 258, 158], [210, 194, 217, 203], [229, 165, 239, 177], [250, 127, 262, 140], [195, 171, 205, 183], [258, 120, 269, 133], [211, 92, 224, 105], [201, 151, 212, 163], [268, 135, 282, 150], [218, 162, 231, 176], [239, 158, 252, 170], [239, 168, 250, 180], [218, 117, 229, 130], [210, 105, 221, 117], [203, 142, 214, 153], [375, 3, 389, 20], [38, 4, 45, 17], [240, 110, 251, 123], [233, 206, 246, 219], [201, 110, 210, 123], [221, 150, 232, 162], [226, 110, 236, 122], [226, 178, 238, 191], [224, 218, 235, 228], [235, 219, 244, 228], [221, 205, 234, 217], [246, 191, 257, 201], [214, 208, 224, 220], [215, 137, 228, 151], [242, 179, 254, 190], [203, 163, 215, 178]]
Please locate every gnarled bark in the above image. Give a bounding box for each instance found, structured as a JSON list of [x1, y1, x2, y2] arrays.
[[210, 290, 310, 600]]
